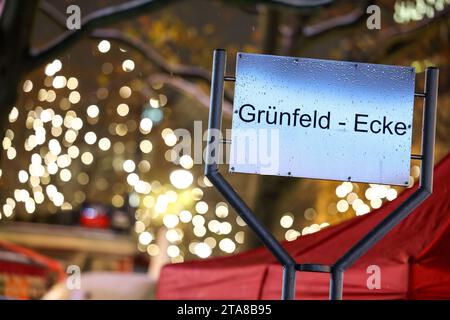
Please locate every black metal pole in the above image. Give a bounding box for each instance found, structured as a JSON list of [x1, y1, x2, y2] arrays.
[[420, 67, 439, 192], [207, 172, 296, 269], [205, 49, 226, 175], [282, 264, 297, 300], [329, 67, 439, 300], [329, 268, 343, 300], [205, 49, 297, 300]]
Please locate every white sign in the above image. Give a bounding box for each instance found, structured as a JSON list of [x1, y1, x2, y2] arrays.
[[229, 53, 415, 186]]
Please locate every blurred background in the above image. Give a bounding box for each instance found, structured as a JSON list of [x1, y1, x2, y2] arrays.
[[0, 0, 448, 299]]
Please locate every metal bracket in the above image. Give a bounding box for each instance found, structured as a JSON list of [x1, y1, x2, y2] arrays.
[[205, 49, 438, 300]]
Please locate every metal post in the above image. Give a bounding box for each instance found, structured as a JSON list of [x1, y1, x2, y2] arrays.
[[329, 268, 343, 300], [329, 67, 438, 299], [205, 49, 297, 300], [420, 67, 439, 192], [205, 49, 226, 175], [282, 264, 297, 300]]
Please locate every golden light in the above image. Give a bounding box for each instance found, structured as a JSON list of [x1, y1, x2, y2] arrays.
[[204, 237, 216, 249], [386, 188, 398, 201], [83, 131, 96, 145], [97, 40, 111, 53], [163, 132, 177, 147], [44, 59, 62, 76], [346, 192, 358, 204], [219, 222, 232, 235], [370, 198, 382, 209], [179, 210, 192, 223], [71, 117, 83, 131], [138, 160, 151, 173], [235, 231, 245, 244], [134, 180, 151, 194], [167, 245, 180, 258], [304, 208, 316, 220], [18, 170, 29, 183], [163, 214, 179, 228], [194, 242, 212, 258], [68, 145, 80, 158], [219, 238, 236, 253], [179, 155, 193, 169], [98, 137, 111, 151], [67, 77, 79, 90], [69, 91, 81, 104], [207, 220, 220, 233], [119, 86, 132, 99], [111, 194, 124, 207], [7, 147, 16, 160], [126, 173, 139, 186], [59, 169, 72, 182], [86, 104, 100, 118], [117, 103, 129, 117], [280, 213, 294, 228], [23, 80, 33, 93], [47, 162, 58, 175], [337, 199, 349, 212], [51, 114, 63, 127], [122, 59, 135, 72], [215, 202, 228, 218], [169, 169, 193, 189], [285, 229, 300, 241], [147, 244, 160, 256], [123, 159, 136, 173], [139, 140, 153, 153], [134, 221, 146, 233], [77, 172, 89, 185], [139, 118, 153, 133], [149, 98, 160, 108], [56, 154, 71, 168], [52, 76, 67, 89], [138, 231, 153, 245], [193, 226, 206, 237], [165, 229, 182, 243], [81, 152, 94, 165], [236, 216, 246, 226]]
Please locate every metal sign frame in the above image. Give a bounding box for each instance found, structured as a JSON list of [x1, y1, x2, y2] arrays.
[[204, 49, 438, 300]]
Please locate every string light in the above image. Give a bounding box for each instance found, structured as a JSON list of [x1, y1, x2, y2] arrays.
[[0, 39, 248, 264]]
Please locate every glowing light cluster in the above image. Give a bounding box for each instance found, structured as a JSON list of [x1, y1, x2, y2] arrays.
[[394, 0, 449, 24], [0, 39, 248, 264]]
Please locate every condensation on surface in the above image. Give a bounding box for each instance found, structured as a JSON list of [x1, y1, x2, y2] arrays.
[[229, 52, 415, 186]]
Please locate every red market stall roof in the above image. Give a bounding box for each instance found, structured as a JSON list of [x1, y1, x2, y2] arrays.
[[157, 153, 450, 300]]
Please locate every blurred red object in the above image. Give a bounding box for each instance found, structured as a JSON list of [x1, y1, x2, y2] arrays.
[[0, 241, 64, 299], [80, 205, 110, 229]]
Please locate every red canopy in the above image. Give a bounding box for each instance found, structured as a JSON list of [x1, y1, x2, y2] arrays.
[[157, 153, 450, 300], [0, 240, 64, 299]]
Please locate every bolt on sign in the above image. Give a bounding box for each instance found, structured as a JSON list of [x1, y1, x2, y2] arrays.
[[229, 53, 415, 186]]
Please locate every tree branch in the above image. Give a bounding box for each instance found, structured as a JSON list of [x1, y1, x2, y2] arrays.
[[28, 0, 176, 70], [38, 0, 66, 26], [38, 2, 234, 103], [92, 28, 211, 81], [302, 3, 368, 37], [91, 28, 234, 104], [148, 73, 233, 117], [364, 7, 450, 62]]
